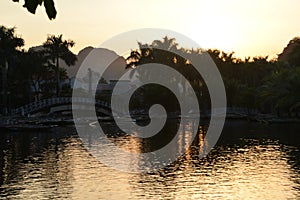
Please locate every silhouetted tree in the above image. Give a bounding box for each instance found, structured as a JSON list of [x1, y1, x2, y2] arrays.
[[0, 26, 24, 113], [260, 68, 300, 117], [43, 34, 77, 97], [126, 36, 210, 111]]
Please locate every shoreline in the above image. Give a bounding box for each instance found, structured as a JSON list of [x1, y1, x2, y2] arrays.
[[0, 113, 299, 129]]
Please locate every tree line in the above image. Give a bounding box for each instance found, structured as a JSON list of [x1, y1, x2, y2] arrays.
[[0, 25, 76, 114], [126, 36, 300, 118], [1, 25, 300, 117]]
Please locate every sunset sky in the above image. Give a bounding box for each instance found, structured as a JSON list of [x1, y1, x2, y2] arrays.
[[1, 0, 300, 59]]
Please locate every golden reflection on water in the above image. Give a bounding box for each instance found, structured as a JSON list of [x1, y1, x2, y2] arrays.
[[0, 125, 299, 200], [198, 126, 209, 156], [113, 134, 142, 154]]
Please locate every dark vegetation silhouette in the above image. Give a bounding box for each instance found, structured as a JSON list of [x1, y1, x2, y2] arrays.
[[0, 26, 24, 114], [12, 0, 57, 20], [127, 36, 300, 118], [126, 36, 210, 112], [0, 25, 300, 118], [0, 25, 74, 113], [43, 34, 77, 97]]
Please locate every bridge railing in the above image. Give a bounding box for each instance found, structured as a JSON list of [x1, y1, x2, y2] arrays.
[[11, 97, 111, 115]]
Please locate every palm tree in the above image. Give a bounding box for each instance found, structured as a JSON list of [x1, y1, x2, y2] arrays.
[[0, 26, 24, 114], [152, 36, 178, 51], [260, 68, 300, 117], [43, 34, 77, 97]]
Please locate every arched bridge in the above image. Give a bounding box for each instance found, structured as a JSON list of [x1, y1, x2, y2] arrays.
[[11, 97, 113, 116]]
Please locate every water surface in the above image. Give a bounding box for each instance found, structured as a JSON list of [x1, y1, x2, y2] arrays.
[[0, 120, 299, 199]]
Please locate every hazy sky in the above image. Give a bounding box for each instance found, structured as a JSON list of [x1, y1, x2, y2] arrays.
[[1, 0, 300, 58]]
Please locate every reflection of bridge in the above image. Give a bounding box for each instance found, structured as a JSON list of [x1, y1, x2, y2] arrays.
[[12, 97, 112, 116]]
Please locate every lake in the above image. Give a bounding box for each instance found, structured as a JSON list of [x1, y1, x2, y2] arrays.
[[0, 120, 299, 199]]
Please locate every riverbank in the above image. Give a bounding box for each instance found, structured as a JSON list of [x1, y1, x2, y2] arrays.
[[0, 112, 299, 132]]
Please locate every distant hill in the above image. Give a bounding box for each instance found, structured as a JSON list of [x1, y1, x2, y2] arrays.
[[278, 37, 300, 65], [62, 46, 93, 78], [60, 47, 128, 81], [29, 45, 128, 82]]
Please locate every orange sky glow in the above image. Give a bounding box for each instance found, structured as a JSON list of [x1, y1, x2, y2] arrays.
[[1, 0, 300, 59]]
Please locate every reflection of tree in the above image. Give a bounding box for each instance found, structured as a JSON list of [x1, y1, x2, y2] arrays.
[[128, 121, 207, 199], [0, 132, 74, 199]]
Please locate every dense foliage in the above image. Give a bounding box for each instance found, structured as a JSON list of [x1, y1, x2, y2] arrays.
[[127, 37, 300, 117], [0, 25, 300, 117], [12, 0, 57, 20], [0, 25, 74, 113]]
